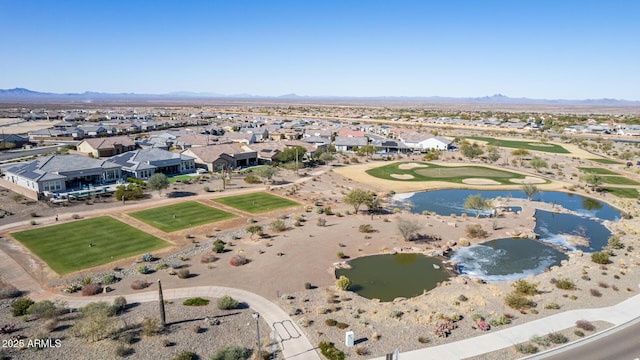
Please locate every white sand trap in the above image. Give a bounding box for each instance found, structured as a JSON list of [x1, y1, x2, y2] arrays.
[[461, 178, 500, 185], [510, 176, 546, 184], [390, 174, 415, 180], [528, 143, 554, 147], [398, 162, 428, 170]]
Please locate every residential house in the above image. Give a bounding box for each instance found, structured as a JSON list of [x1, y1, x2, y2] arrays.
[[334, 136, 368, 152], [0, 134, 30, 149], [106, 148, 195, 179], [76, 136, 137, 158], [182, 143, 257, 171], [403, 136, 452, 151], [371, 138, 410, 153], [238, 127, 269, 141], [3, 155, 122, 197]]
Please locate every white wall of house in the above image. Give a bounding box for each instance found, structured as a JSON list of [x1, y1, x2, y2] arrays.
[[421, 138, 450, 150]]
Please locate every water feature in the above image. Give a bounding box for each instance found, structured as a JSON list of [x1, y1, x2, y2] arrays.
[[396, 189, 620, 282], [335, 253, 451, 302], [451, 238, 567, 282]]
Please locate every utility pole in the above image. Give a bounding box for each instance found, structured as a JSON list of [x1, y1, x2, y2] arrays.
[[158, 279, 166, 327]]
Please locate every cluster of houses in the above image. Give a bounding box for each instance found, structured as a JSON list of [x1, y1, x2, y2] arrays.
[[1, 117, 454, 200]]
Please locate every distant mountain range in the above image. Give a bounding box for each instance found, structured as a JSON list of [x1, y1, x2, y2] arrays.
[[1, 88, 639, 106]]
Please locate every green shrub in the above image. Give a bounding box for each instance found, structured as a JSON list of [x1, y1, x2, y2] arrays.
[[213, 241, 225, 253], [155, 263, 169, 270], [217, 295, 239, 310], [136, 265, 150, 274], [504, 292, 536, 310], [514, 343, 538, 354], [244, 175, 262, 184], [304, 282, 312, 290], [112, 296, 127, 314], [210, 345, 251, 360], [544, 302, 560, 310], [171, 351, 197, 360], [325, 318, 338, 326], [465, 224, 488, 238], [336, 322, 349, 329], [102, 274, 118, 285], [607, 235, 624, 249], [270, 219, 286, 232], [141, 317, 163, 336], [11, 297, 34, 317], [546, 332, 568, 344], [177, 269, 190, 279], [513, 279, 539, 296], [358, 224, 374, 233], [591, 252, 610, 264], [27, 300, 60, 319], [318, 341, 345, 360], [335, 275, 351, 291], [183, 297, 210, 306], [555, 278, 576, 290]]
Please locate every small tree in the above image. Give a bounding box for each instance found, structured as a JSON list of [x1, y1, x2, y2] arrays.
[[246, 225, 263, 239], [529, 157, 548, 172], [460, 142, 484, 160], [217, 295, 239, 310], [582, 173, 603, 191], [147, 173, 170, 195], [463, 194, 492, 217], [343, 189, 374, 214], [521, 183, 539, 201], [486, 145, 501, 163], [397, 218, 422, 241], [335, 275, 351, 291], [252, 166, 279, 184]]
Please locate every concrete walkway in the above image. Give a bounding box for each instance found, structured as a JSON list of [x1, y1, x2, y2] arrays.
[[371, 288, 640, 359]]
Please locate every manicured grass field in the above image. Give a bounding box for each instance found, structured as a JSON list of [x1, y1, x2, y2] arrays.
[[590, 158, 622, 164], [600, 176, 640, 185], [604, 187, 640, 198], [11, 217, 169, 275], [168, 174, 195, 183], [213, 192, 300, 214], [577, 167, 619, 175], [366, 162, 536, 184], [466, 136, 570, 154], [129, 201, 236, 232]]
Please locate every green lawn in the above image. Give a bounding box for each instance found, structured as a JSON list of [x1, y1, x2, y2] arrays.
[[366, 162, 537, 185], [466, 136, 570, 154], [604, 187, 640, 198], [600, 176, 640, 185], [590, 158, 622, 164], [168, 174, 195, 183], [129, 201, 236, 232], [577, 167, 619, 175], [213, 192, 300, 214], [11, 217, 169, 275]]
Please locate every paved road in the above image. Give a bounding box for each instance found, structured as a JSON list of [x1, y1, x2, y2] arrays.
[[530, 317, 640, 360]]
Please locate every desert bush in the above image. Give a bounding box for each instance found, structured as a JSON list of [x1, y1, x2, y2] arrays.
[[136, 265, 150, 274], [458, 294, 468, 302], [465, 224, 488, 238], [172, 350, 198, 360], [244, 175, 262, 184], [471, 313, 484, 322], [112, 296, 127, 314], [217, 295, 239, 310], [102, 274, 118, 285], [555, 278, 576, 290], [317, 217, 327, 226], [575, 320, 595, 331], [337, 251, 346, 259], [0, 286, 21, 299], [177, 269, 190, 279], [591, 251, 610, 264], [514, 343, 538, 354], [607, 235, 624, 249], [142, 253, 154, 262], [598, 281, 609, 288], [131, 280, 151, 290], [359, 224, 374, 233], [229, 255, 249, 266], [183, 297, 210, 306], [155, 263, 169, 270], [574, 330, 585, 337], [335, 275, 351, 291], [0, 324, 16, 334], [191, 324, 202, 333], [304, 282, 312, 290], [115, 344, 133, 357], [73, 302, 118, 342], [82, 283, 102, 296], [141, 317, 163, 336], [544, 302, 560, 310], [325, 319, 338, 327], [433, 320, 457, 338], [418, 336, 429, 344], [27, 300, 60, 319], [504, 292, 536, 310], [63, 283, 82, 294], [513, 279, 539, 296], [547, 332, 568, 344], [389, 310, 403, 319], [355, 346, 369, 356], [200, 253, 217, 264], [270, 219, 286, 232], [335, 322, 349, 329], [530, 335, 550, 347], [210, 345, 251, 360], [476, 320, 490, 331], [590, 288, 602, 297], [318, 341, 345, 360], [11, 297, 35, 316]]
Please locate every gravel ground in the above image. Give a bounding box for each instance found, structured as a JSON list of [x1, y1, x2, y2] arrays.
[[0, 296, 274, 360]]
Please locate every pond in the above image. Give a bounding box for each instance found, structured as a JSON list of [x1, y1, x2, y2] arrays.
[[451, 238, 568, 282], [397, 190, 620, 221], [335, 253, 451, 302]]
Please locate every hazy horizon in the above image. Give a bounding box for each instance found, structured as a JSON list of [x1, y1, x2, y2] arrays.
[[1, 1, 639, 100]]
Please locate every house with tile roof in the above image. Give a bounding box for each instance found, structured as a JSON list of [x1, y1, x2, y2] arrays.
[[181, 143, 257, 172], [106, 148, 195, 179], [76, 136, 137, 158]]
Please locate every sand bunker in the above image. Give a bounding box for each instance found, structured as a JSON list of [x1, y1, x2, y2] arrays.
[[461, 178, 500, 185], [510, 176, 546, 184], [390, 174, 415, 180], [528, 143, 554, 147], [398, 162, 428, 170]]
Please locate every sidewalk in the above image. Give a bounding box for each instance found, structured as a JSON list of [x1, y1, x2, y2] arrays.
[[370, 289, 640, 359]]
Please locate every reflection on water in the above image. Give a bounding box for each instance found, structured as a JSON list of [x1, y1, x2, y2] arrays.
[[336, 254, 450, 302]]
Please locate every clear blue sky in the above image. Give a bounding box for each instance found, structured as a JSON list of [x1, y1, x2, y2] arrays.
[[1, 1, 639, 99]]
